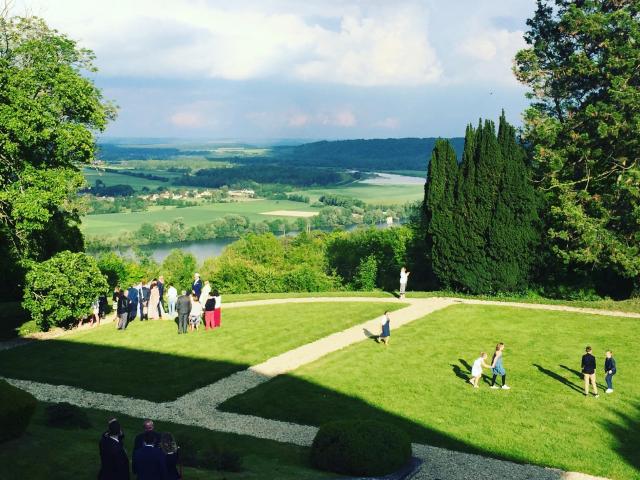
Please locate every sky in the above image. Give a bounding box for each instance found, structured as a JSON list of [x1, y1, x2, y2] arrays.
[[14, 1, 535, 141]]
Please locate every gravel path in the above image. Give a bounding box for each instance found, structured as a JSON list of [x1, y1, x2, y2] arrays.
[[2, 295, 624, 480]]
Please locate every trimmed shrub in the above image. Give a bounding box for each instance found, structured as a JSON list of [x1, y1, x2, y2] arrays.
[[311, 420, 411, 477], [44, 402, 91, 429], [0, 379, 37, 443]]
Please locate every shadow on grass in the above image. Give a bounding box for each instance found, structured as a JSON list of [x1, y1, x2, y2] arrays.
[[362, 328, 380, 342], [601, 403, 640, 473], [0, 334, 530, 470], [533, 364, 584, 394], [559, 364, 607, 391]]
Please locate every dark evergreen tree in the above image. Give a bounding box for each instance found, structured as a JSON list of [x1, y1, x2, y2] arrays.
[[421, 139, 459, 288], [421, 114, 541, 293]]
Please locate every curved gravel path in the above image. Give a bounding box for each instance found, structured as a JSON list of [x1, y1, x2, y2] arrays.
[[3, 295, 626, 480]]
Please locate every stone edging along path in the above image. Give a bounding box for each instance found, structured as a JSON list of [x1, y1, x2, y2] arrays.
[[3, 296, 627, 480]]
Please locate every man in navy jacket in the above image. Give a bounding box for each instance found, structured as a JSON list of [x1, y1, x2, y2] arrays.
[[132, 431, 168, 480]]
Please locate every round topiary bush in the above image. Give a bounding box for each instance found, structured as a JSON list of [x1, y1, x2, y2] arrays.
[[310, 420, 411, 477], [0, 380, 37, 443]]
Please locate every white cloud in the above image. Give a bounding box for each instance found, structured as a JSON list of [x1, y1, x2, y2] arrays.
[[375, 117, 400, 129], [169, 111, 206, 128], [15, 0, 441, 86]]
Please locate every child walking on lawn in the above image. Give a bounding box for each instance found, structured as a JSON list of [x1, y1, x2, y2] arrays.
[[470, 352, 491, 388], [605, 350, 617, 394]]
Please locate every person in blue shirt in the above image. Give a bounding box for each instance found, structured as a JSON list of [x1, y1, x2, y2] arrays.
[[604, 350, 617, 394]]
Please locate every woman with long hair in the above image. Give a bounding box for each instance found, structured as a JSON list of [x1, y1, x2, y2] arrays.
[[490, 343, 510, 390], [147, 281, 160, 320], [160, 432, 181, 480]]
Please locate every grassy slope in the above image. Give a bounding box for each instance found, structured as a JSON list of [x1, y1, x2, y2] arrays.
[[0, 404, 337, 480], [0, 302, 403, 401], [221, 304, 640, 480], [81, 199, 320, 236]]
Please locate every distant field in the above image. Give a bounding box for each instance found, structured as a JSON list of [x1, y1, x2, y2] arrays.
[[299, 183, 424, 205], [261, 210, 318, 218], [83, 168, 169, 190], [81, 199, 320, 236]]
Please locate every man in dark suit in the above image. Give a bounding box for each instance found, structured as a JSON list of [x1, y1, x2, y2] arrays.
[[176, 290, 191, 334], [157, 276, 165, 319], [127, 285, 139, 323], [133, 419, 161, 451], [132, 431, 168, 480], [98, 418, 130, 480], [139, 280, 150, 321], [192, 273, 202, 298]]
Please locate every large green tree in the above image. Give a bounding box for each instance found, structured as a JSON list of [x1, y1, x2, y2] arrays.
[[422, 115, 541, 293], [514, 0, 640, 293], [0, 15, 115, 297]]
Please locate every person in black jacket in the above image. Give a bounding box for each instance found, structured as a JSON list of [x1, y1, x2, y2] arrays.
[[134, 419, 162, 451], [581, 346, 599, 398], [117, 290, 130, 330], [160, 432, 182, 480], [604, 350, 617, 394], [175, 291, 191, 335], [98, 418, 130, 480], [133, 431, 169, 480]]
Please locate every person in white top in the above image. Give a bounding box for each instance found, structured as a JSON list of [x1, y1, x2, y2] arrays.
[[399, 267, 410, 299], [166, 284, 178, 316], [469, 352, 492, 388], [199, 280, 211, 305], [189, 294, 203, 331]]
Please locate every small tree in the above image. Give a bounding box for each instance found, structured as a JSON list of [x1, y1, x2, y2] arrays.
[[162, 249, 197, 292], [352, 255, 378, 291], [23, 251, 108, 331]]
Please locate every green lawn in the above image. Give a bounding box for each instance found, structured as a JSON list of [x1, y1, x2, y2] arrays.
[[221, 304, 640, 480], [0, 404, 338, 480], [81, 199, 321, 236], [298, 183, 423, 205], [0, 302, 403, 401]]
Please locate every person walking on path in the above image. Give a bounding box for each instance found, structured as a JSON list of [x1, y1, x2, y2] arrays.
[[176, 291, 191, 334], [213, 289, 222, 328], [604, 350, 617, 394], [192, 273, 202, 298], [490, 343, 510, 390], [581, 346, 599, 398], [133, 431, 169, 480], [116, 290, 130, 330], [379, 311, 391, 346], [189, 294, 203, 332], [399, 267, 410, 300], [147, 281, 160, 320], [167, 284, 178, 316], [98, 418, 130, 480], [469, 352, 492, 388], [204, 292, 216, 331]]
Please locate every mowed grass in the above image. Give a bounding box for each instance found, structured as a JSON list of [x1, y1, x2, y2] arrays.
[[221, 305, 640, 480], [81, 199, 321, 236], [299, 183, 424, 205], [0, 302, 403, 401], [0, 404, 338, 480]]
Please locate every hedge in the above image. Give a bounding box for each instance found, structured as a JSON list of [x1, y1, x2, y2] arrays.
[[0, 380, 37, 443]]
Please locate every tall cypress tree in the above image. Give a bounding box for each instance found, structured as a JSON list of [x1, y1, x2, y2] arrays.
[[421, 114, 541, 293], [422, 139, 459, 288], [487, 112, 541, 291]]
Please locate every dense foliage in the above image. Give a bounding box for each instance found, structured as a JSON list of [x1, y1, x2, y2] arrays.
[[514, 0, 640, 296], [419, 115, 541, 294], [0, 379, 37, 443], [0, 15, 114, 300], [23, 251, 109, 330], [310, 420, 411, 476], [200, 233, 339, 293], [177, 165, 356, 188]]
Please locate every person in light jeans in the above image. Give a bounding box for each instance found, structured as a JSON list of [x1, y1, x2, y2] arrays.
[[167, 284, 178, 316], [399, 266, 410, 299]]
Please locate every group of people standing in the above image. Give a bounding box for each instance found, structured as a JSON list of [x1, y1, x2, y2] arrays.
[[470, 344, 618, 396], [98, 418, 181, 480], [111, 273, 222, 334]]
